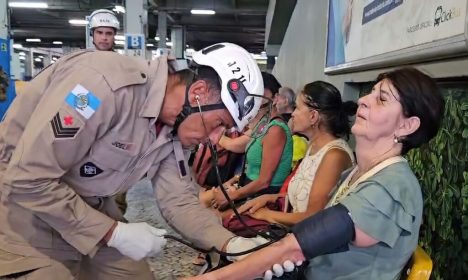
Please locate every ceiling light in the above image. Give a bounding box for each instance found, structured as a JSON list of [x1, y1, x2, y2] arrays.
[[146, 43, 154, 47], [166, 42, 173, 47], [113, 5, 125, 14], [19, 52, 26, 56], [9, 2, 48, 8], [69, 19, 89, 25], [34, 58, 42, 62], [26, 38, 41, 42], [114, 35, 125, 41], [13, 43, 23, 48], [53, 41, 62, 45], [19, 56, 25, 60], [155, 36, 160, 41], [115, 40, 125, 45], [191, 9, 215, 15], [38, 55, 44, 58]]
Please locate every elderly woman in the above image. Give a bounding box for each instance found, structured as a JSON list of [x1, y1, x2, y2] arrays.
[[184, 67, 444, 280], [237, 81, 356, 227]]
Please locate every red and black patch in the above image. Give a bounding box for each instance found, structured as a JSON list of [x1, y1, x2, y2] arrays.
[[50, 112, 81, 138]]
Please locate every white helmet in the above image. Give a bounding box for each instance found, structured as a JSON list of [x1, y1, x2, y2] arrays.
[[89, 9, 119, 33], [192, 43, 264, 131]]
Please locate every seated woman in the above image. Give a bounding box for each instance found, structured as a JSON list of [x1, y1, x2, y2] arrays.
[[200, 72, 294, 210], [184, 67, 445, 280], [237, 81, 357, 227], [209, 94, 293, 210]]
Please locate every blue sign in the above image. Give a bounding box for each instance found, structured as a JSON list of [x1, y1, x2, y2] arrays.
[[126, 34, 144, 50], [362, 0, 403, 25], [0, 38, 16, 120]]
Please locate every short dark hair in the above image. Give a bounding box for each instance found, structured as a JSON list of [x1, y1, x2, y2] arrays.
[[176, 66, 222, 103], [262, 72, 282, 96], [376, 67, 444, 154], [302, 81, 357, 140]]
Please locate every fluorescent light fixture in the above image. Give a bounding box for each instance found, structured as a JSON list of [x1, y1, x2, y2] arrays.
[[146, 43, 154, 47], [38, 55, 44, 58], [9, 2, 48, 8], [26, 38, 41, 42], [155, 36, 160, 41], [114, 35, 125, 41], [19, 56, 25, 60], [53, 41, 62, 45], [115, 40, 125, 45], [113, 5, 125, 14], [13, 43, 23, 48], [191, 9, 215, 15], [19, 52, 26, 56], [34, 57, 42, 62], [166, 42, 173, 47], [251, 53, 267, 60], [69, 19, 88, 25]]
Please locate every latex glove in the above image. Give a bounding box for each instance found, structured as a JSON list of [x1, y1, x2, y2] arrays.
[[263, 260, 303, 280], [107, 221, 167, 261], [226, 236, 269, 261]]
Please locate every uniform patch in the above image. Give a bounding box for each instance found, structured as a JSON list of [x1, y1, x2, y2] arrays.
[[112, 141, 134, 151], [50, 112, 80, 138], [80, 162, 103, 177], [65, 84, 101, 119]]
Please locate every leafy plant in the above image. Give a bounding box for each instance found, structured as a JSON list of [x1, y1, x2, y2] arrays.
[[406, 88, 468, 280]]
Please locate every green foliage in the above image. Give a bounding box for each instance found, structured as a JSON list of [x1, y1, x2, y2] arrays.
[[406, 88, 468, 280]]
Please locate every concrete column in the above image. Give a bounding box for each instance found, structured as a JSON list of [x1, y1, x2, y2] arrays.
[[157, 11, 167, 48], [125, 0, 147, 58], [171, 26, 184, 58], [125, 0, 146, 34], [0, 0, 7, 39], [24, 49, 33, 80]]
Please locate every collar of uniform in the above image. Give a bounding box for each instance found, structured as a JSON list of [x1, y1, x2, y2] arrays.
[[140, 56, 169, 125]]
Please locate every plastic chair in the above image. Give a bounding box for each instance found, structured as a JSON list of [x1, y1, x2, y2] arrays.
[[400, 246, 433, 280]]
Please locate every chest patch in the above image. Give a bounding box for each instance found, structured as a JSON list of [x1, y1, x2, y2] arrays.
[[80, 162, 103, 177]]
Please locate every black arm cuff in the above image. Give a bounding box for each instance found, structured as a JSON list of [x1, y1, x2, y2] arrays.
[[291, 204, 355, 259]]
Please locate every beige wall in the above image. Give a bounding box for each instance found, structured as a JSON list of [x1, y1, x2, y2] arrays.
[[273, 0, 468, 102]]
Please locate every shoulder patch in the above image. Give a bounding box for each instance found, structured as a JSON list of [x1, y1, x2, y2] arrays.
[[65, 84, 101, 119], [80, 162, 103, 177], [50, 110, 83, 139]]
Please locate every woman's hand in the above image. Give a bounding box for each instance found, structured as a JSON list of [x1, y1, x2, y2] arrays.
[[237, 194, 276, 214], [212, 186, 237, 209], [245, 207, 270, 222]]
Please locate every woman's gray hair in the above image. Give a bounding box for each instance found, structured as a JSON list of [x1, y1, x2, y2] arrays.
[[279, 87, 296, 108]]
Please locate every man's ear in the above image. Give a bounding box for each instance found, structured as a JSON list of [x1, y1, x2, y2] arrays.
[[187, 80, 210, 105], [396, 116, 420, 138]]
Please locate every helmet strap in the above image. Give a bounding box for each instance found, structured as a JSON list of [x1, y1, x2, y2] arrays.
[[172, 82, 226, 136]]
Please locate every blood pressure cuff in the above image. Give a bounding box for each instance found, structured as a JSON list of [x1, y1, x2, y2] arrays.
[[291, 204, 355, 259]]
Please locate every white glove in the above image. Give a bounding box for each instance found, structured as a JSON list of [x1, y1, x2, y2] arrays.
[[107, 222, 167, 261], [263, 260, 303, 280], [226, 236, 269, 261]]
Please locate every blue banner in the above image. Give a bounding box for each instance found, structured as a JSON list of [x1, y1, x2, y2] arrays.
[[362, 0, 403, 24], [0, 38, 16, 120]]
